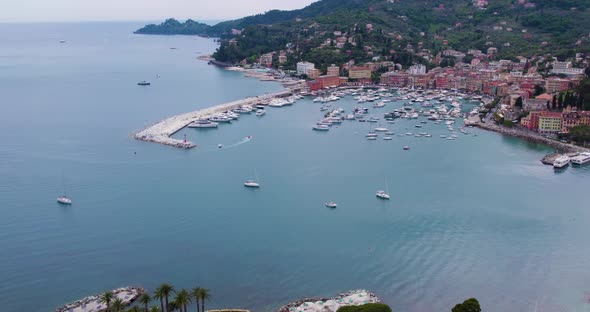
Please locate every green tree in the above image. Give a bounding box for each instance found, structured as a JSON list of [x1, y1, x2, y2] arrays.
[[533, 84, 544, 96], [149, 306, 162, 312], [112, 298, 125, 312], [568, 125, 590, 146], [451, 298, 481, 312], [101, 291, 115, 312], [552, 95, 557, 110], [155, 284, 175, 312], [191, 288, 202, 312], [337, 303, 392, 312], [515, 97, 523, 108], [197, 288, 211, 312], [174, 289, 191, 312], [139, 293, 152, 312]]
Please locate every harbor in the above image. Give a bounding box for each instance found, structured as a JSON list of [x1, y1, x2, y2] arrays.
[[134, 89, 298, 148], [55, 287, 144, 312]]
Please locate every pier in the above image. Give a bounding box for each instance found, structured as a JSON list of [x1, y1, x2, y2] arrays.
[[134, 90, 294, 148]]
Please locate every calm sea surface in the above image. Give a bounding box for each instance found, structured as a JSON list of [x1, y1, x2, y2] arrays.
[[0, 22, 589, 312]]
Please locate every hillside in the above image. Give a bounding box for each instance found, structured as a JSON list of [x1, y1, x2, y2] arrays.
[[136, 0, 590, 66]]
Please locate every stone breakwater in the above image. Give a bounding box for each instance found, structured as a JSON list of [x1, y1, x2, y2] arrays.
[[465, 118, 589, 160], [278, 290, 380, 312], [55, 286, 144, 312], [134, 90, 293, 148]]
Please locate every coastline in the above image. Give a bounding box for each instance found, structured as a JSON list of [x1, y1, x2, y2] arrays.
[[278, 290, 380, 312], [55, 287, 144, 312], [464, 116, 589, 163]]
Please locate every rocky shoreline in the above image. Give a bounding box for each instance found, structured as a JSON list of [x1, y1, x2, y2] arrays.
[[55, 287, 144, 312], [278, 290, 380, 312]]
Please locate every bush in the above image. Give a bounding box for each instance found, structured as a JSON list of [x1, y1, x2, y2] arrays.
[[337, 303, 392, 312]]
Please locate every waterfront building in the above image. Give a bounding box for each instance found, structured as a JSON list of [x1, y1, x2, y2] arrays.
[[307, 75, 341, 91], [538, 112, 563, 134], [380, 72, 408, 87], [561, 111, 590, 133], [348, 66, 372, 80], [297, 61, 315, 76], [307, 68, 321, 79], [260, 53, 274, 67]]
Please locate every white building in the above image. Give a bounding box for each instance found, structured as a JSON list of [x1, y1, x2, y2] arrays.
[[408, 64, 426, 75], [551, 61, 584, 76], [297, 61, 315, 76]]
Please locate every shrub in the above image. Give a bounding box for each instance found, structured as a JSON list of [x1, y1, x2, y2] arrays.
[[337, 303, 392, 312]]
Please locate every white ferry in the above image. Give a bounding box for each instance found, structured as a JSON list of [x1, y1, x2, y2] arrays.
[[571, 152, 590, 165], [553, 156, 571, 169]]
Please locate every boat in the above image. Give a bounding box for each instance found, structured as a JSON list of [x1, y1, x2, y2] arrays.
[[218, 144, 223, 148], [383, 136, 393, 140], [59, 40, 66, 43], [403, 146, 410, 150], [57, 196, 72, 205], [571, 152, 590, 165], [376, 190, 390, 200], [374, 127, 388, 132], [367, 136, 377, 140], [137, 81, 150, 86], [553, 156, 571, 169], [325, 202, 338, 208], [209, 115, 232, 123], [244, 180, 260, 188], [188, 120, 219, 128], [256, 109, 266, 116], [313, 125, 330, 131]]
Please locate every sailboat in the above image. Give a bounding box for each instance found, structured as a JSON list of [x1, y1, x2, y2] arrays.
[[244, 170, 261, 188], [57, 174, 72, 205], [376, 180, 391, 200]]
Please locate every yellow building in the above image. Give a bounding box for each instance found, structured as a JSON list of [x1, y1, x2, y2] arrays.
[[538, 113, 562, 134], [348, 66, 372, 80]]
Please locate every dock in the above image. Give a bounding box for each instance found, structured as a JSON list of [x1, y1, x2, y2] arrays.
[[134, 90, 294, 148]]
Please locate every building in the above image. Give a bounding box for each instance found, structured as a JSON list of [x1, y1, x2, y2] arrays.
[[260, 53, 273, 67], [561, 111, 590, 133], [327, 64, 340, 77], [551, 61, 585, 76], [538, 112, 563, 134], [307, 68, 321, 79], [349, 66, 372, 80], [380, 72, 408, 87], [545, 77, 573, 93], [297, 61, 315, 76], [524, 98, 549, 111], [408, 64, 427, 75], [307, 75, 341, 91]]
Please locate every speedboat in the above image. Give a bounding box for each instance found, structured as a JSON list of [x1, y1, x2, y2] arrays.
[[572, 152, 590, 165], [244, 180, 260, 188], [553, 156, 570, 169], [374, 127, 388, 132], [365, 132, 378, 137], [137, 81, 150, 86], [403, 146, 410, 150], [383, 136, 393, 140], [325, 202, 338, 209], [376, 191, 390, 200], [256, 109, 266, 116], [57, 196, 72, 205]]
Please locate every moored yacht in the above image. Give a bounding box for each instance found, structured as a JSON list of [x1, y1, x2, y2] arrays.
[[553, 156, 571, 169], [572, 152, 590, 165], [188, 120, 219, 128], [57, 196, 72, 205], [244, 180, 260, 188], [376, 190, 390, 200], [256, 109, 266, 116], [325, 202, 338, 208]]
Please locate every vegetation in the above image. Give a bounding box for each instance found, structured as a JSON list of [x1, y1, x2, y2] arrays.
[[101, 291, 115, 312], [567, 125, 590, 146], [137, 0, 590, 69], [451, 298, 481, 312], [336, 303, 392, 312]]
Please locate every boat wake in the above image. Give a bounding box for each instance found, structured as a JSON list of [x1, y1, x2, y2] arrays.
[[223, 135, 253, 149]]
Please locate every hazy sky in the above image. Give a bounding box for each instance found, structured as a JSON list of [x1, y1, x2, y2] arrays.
[[1, 0, 318, 23]]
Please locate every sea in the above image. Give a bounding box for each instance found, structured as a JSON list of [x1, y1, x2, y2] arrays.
[[0, 22, 589, 312]]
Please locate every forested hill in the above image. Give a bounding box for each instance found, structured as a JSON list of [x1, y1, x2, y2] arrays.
[[136, 0, 590, 64]]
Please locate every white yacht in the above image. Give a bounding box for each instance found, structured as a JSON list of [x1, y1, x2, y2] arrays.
[[313, 125, 330, 131], [244, 180, 260, 188], [256, 109, 266, 116], [188, 120, 219, 128], [57, 196, 72, 205], [553, 156, 571, 169], [376, 190, 390, 200], [374, 127, 388, 132], [383, 136, 393, 140], [572, 152, 590, 165], [209, 115, 232, 123], [325, 202, 338, 208]]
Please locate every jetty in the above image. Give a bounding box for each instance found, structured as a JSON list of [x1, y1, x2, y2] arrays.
[[278, 290, 380, 312], [55, 286, 144, 312], [134, 90, 293, 148]]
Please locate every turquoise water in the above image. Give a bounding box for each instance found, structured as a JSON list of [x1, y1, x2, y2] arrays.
[[1, 23, 589, 312]]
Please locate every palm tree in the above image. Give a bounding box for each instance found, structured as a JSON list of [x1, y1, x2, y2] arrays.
[[155, 283, 175, 312], [112, 298, 124, 312], [198, 288, 211, 312], [139, 293, 152, 312], [149, 306, 162, 312], [100, 291, 114, 312], [191, 288, 202, 312], [174, 289, 191, 312], [127, 307, 140, 312]]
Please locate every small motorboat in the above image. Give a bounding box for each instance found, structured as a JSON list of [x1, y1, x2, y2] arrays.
[[325, 202, 338, 209], [57, 196, 72, 205], [376, 191, 390, 200], [137, 81, 151, 86], [218, 144, 223, 148], [403, 146, 410, 150], [244, 180, 260, 188]]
